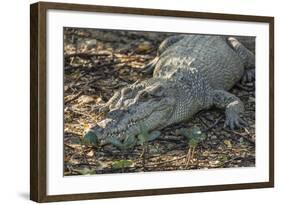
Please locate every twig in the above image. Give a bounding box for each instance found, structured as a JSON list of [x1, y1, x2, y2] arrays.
[[68, 107, 93, 118], [147, 155, 187, 166], [64, 65, 87, 72], [203, 115, 224, 132], [81, 143, 93, 170], [65, 91, 83, 104], [184, 148, 192, 168], [223, 128, 255, 144], [185, 147, 196, 168], [64, 143, 76, 150], [120, 150, 126, 173], [190, 147, 196, 162], [64, 130, 82, 136], [72, 163, 96, 167], [198, 116, 209, 130], [244, 127, 250, 135], [64, 52, 111, 59], [140, 143, 148, 171], [65, 58, 138, 72], [155, 137, 182, 144]]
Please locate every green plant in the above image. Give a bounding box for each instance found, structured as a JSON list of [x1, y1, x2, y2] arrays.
[[177, 126, 206, 168], [112, 160, 133, 172]]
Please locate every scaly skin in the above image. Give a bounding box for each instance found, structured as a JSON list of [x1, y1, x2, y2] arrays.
[[83, 35, 255, 149]]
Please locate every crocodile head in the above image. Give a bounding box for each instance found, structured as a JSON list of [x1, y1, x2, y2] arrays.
[[83, 82, 176, 148]]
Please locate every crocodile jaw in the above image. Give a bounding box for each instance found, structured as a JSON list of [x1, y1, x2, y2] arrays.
[[110, 97, 174, 141], [85, 96, 175, 147], [83, 80, 178, 147]]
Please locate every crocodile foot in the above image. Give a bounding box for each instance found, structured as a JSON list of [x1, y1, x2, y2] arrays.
[[224, 112, 247, 130], [241, 68, 255, 84]]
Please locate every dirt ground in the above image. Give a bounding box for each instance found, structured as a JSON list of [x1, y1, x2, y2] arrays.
[[63, 28, 255, 175]]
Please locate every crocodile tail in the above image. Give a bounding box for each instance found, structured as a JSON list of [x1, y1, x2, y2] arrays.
[[142, 57, 159, 75]]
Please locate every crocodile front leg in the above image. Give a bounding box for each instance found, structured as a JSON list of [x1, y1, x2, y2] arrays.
[[94, 80, 145, 113], [211, 90, 246, 130], [97, 90, 121, 113]]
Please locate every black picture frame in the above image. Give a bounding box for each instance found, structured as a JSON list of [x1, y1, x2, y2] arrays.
[[30, 1, 274, 202]]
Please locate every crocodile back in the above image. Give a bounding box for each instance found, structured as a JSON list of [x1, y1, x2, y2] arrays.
[[153, 35, 245, 91]]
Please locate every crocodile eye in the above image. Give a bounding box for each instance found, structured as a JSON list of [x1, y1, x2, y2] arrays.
[[139, 91, 149, 99], [151, 85, 165, 97]]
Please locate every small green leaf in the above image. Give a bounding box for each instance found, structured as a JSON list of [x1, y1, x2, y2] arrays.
[[112, 160, 133, 169], [188, 138, 199, 148], [223, 139, 232, 148], [218, 154, 228, 162], [178, 126, 206, 141], [190, 126, 205, 139], [176, 128, 191, 138]]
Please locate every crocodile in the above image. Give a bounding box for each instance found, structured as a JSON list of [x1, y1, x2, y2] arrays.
[[83, 34, 255, 149]]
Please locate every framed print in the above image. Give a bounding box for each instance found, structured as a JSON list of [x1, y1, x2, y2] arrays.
[[30, 1, 274, 202]]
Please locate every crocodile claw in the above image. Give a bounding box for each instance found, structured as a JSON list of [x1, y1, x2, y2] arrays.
[[224, 113, 247, 130], [241, 69, 255, 84]]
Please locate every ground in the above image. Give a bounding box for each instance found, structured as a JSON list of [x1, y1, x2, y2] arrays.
[[63, 28, 255, 175]]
